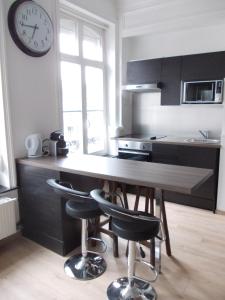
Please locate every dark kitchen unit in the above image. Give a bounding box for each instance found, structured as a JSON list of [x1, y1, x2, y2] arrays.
[[152, 143, 220, 212], [116, 136, 220, 212], [16, 163, 103, 256], [125, 50, 225, 106]]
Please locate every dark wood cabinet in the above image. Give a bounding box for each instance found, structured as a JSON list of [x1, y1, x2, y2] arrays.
[[151, 144, 179, 165], [17, 163, 103, 256], [126, 51, 225, 106], [152, 144, 220, 211], [181, 51, 225, 81], [161, 57, 182, 106], [127, 59, 162, 85]]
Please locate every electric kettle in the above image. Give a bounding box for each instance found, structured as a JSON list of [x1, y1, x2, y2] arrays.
[[25, 134, 42, 158]]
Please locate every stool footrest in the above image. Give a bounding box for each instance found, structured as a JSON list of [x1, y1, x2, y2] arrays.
[[88, 237, 107, 253], [135, 258, 158, 282]]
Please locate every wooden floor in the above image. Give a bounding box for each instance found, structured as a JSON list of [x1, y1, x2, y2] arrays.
[[1, 199, 225, 300]]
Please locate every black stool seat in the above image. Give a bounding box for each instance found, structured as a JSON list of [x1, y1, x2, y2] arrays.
[[112, 212, 159, 241], [91, 189, 160, 300], [66, 199, 102, 219], [47, 179, 107, 281]]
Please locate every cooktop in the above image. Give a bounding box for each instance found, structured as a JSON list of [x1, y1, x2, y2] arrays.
[[120, 134, 166, 140]]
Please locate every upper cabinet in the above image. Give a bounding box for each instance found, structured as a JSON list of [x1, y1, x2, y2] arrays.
[[161, 56, 181, 106], [181, 52, 225, 81], [127, 59, 162, 84], [126, 51, 225, 106]]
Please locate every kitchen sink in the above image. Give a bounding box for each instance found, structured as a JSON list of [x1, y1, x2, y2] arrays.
[[185, 138, 220, 144]]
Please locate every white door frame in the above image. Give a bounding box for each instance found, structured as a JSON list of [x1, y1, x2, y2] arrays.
[[0, 0, 16, 188]]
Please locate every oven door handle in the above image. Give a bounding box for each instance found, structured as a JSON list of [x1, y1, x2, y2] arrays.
[[118, 150, 150, 156]]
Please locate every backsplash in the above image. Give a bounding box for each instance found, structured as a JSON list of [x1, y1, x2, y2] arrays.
[[132, 93, 223, 139]]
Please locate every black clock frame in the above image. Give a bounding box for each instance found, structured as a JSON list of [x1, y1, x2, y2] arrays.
[[8, 0, 53, 57]]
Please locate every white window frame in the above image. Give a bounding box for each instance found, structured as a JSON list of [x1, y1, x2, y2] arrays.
[[0, 2, 16, 188], [59, 10, 108, 155]]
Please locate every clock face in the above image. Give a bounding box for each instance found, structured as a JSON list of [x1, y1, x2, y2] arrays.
[[8, 0, 54, 57]]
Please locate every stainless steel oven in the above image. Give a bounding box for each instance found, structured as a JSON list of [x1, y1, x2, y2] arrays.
[[117, 141, 152, 162]]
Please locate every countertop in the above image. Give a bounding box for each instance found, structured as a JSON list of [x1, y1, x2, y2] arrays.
[[17, 154, 213, 195], [113, 135, 221, 148]]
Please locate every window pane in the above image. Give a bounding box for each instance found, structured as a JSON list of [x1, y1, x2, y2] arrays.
[[63, 112, 83, 153], [83, 25, 103, 61], [60, 18, 79, 56], [61, 61, 82, 111], [85, 67, 103, 110], [87, 111, 105, 154]]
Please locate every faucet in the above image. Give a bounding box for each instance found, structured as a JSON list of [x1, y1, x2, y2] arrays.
[[199, 130, 209, 139]]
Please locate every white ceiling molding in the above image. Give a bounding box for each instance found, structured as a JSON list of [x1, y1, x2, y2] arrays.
[[117, 0, 172, 13], [119, 0, 225, 37]]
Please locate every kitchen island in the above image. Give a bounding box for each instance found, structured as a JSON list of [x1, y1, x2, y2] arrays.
[[16, 154, 213, 272], [114, 135, 220, 211]]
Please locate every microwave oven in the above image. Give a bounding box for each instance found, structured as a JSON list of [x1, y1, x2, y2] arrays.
[[182, 79, 223, 104]]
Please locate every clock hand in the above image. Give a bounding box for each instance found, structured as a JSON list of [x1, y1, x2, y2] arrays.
[[31, 24, 38, 39], [21, 22, 39, 30]]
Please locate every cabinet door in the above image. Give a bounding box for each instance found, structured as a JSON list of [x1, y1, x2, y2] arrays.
[[17, 165, 62, 239], [161, 57, 182, 106], [17, 164, 81, 255], [127, 59, 162, 85], [152, 143, 179, 165], [181, 51, 225, 81], [152, 143, 219, 211], [177, 146, 220, 200]]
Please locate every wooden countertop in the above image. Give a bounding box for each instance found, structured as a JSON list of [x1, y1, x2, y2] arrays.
[[17, 154, 213, 195]]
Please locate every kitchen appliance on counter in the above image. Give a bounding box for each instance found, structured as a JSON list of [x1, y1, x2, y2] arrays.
[[117, 140, 152, 161], [117, 135, 166, 161], [25, 133, 42, 158], [182, 79, 223, 104], [50, 131, 69, 156]]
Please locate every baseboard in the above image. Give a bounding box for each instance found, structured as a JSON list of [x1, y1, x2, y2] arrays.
[[216, 210, 225, 215], [0, 231, 22, 246]]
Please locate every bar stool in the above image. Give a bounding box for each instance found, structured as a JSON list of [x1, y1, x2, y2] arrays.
[[91, 189, 163, 300], [133, 186, 171, 261], [47, 179, 107, 280]]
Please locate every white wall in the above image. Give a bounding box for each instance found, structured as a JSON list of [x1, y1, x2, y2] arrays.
[[132, 94, 223, 139], [2, 0, 117, 160], [2, 0, 60, 159], [118, 0, 225, 38], [125, 24, 225, 61]]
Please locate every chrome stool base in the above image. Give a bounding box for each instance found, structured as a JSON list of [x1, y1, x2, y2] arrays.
[[107, 277, 157, 300], [64, 252, 106, 280]]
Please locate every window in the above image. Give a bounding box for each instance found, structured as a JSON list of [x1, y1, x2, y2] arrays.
[[59, 14, 107, 154]]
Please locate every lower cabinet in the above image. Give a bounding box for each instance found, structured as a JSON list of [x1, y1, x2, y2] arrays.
[[16, 163, 102, 255], [152, 144, 220, 211]]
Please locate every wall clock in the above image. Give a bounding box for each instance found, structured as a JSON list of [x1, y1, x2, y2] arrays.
[[8, 0, 54, 57]]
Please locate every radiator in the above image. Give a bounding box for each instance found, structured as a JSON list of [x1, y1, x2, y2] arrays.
[[0, 197, 17, 240]]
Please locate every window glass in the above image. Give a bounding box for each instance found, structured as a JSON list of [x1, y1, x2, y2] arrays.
[[87, 111, 105, 154], [85, 66, 104, 111], [61, 61, 82, 111], [60, 14, 106, 154], [60, 18, 79, 56], [83, 25, 103, 62], [63, 112, 83, 153]]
